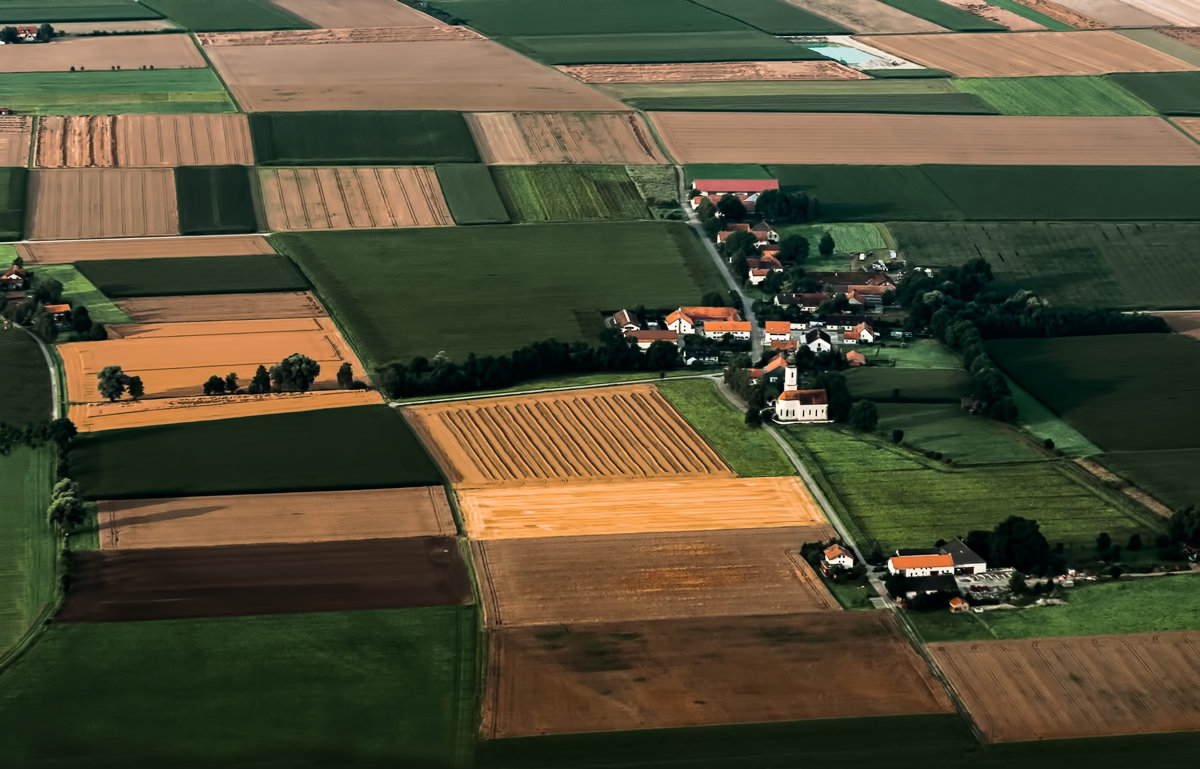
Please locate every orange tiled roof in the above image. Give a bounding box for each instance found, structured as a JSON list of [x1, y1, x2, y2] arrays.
[[770, 339, 800, 352], [704, 320, 751, 333], [764, 321, 790, 334], [778, 389, 827, 404], [43, 303, 71, 313], [824, 544, 852, 561], [764, 353, 788, 372], [890, 554, 954, 570]]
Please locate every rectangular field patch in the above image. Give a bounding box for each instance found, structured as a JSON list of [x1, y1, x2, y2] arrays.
[[59, 537, 472, 621], [0, 34, 207, 72], [405, 385, 732, 487], [559, 60, 867, 83], [257, 166, 453, 230], [16, 234, 275, 263], [98, 486, 456, 549], [0, 117, 32, 167], [269, 0, 451, 27], [115, 291, 325, 322], [176, 165, 259, 235], [491, 165, 649, 222], [26, 168, 179, 240], [483, 612, 953, 737], [466, 112, 665, 164], [434, 163, 510, 224], [780, 0, 944, 32], [249, 111, 480, 165], [75, 254, 308, 296], [35, 114, 253, 168]]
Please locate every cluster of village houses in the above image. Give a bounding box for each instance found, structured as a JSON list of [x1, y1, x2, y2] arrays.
[[1, 263, 73, 325]]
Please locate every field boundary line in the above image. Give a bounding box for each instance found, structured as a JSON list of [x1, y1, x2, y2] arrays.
[[189, 32, 244, 114], [391, 373, 717, 407]]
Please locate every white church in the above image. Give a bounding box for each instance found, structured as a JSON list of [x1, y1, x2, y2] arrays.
[[772, 355, 830, 424]]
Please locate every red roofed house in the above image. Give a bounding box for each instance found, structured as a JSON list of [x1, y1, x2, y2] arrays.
[[771, 354, 829, 423], [609, 309, 640, 333], [750, 221, 779, 245], [702, 320, 751, 340], [748, 256, 784, 285], [770, 338, 799, 353], [16, 26, 38, 42], [43, 303, 72, 326], [762, 320, 791, 345], [667, 306, 741, 336], [691, 179, 779, 197], [1, 263, 27, 291], [887, 553, 955, 577], [822, 544, 855, 574], [624, 329, 678, 350], [842, 322, 876, 345], [774, 293, 826, 313], [847, 285, 889, 312], [949, 596, 970, 613], [846, 349, 866, 367], [716, 222, 752, 243]]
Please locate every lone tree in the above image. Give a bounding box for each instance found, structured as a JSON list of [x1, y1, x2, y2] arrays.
[[777, 234, 809, 263], [247, 364, 271, 394], [36, 23, 54, 42], [97, 365, 127, 402], [0, 27, 19, 45], [203, 375, 226, 396], [126, 375, 144, 401], [336, 362, 354, 389], [818, 231, 836, 257], [1096, 532, 1112, 553], [716, 194, 747, 222], [270, 353, 321, 393], [847, 399, 878, 432], [814, 371, 851, 422], [224, 372, 239, 394], [71, 305, 92, 334]]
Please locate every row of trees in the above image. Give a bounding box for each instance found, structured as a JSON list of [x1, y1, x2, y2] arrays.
[[0, 417, 75, 457], [97, 366, 143, 402], [0, 23, 53, 44], [199, 358, 358, 396]]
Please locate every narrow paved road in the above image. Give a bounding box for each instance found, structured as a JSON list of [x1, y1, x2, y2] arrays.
[[17, 327, 60, 419]]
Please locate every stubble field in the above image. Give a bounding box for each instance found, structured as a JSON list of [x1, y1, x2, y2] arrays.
[[558, 60, 867, 83], [0, 116, 32, 166], [0, 34, 207, 72], [483, 612, 953, 737], [781, 0, 944, 31], [26, 168, 179, 239], [1054, 0, 1198, 25], [35, 114, 253, 168], [931, 632, 1200, 742], [115, 291, 324, 322], [16, 234, 274, 263], [269, 0, 450, 27], [405, 385, 732, 487], [257, 166, 453, 230], [942, 0, 1048, 29], [466, 112, 664, 165], [458, 476, 827, 539], [197, 26, 481, 45]]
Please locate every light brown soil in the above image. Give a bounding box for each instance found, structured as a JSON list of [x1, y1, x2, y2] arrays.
[[35, 115, 115, 168], [60, 317, 367, 403], [0, 34, 206, 72], [268, 0, 449, 28], [257, 166, 453, 230], [1154, 309, 1200, 339], [484, 612, 954, 737], [1010, 0, 1108, 26], [16, 235, 274, 263], [26, 168, 179, 240], [942, 0, 1047, 29], [472, 528, 839, 627], [404, 385, 732, 488], [1173, 117, 1200, 139], [1056, 0, 1196, 25], [931, 632, 1200, 742], [116, 291, 325, 323], [558, 60, 869, 84], [1158, 27, 1200, 50], [649, 112, 1200, 165], [857, 30, 1196, 77], [782, 0, 944, 32], [205, 39, 626, 111], [1073, 456, 1173, 516], [459, 476, 827, 540], [115, 114, 253, 167], [199, 26, 481, 46], [466, 112, 665, 165], [0, 116, 31, 167], [98, 486, 456, 550]]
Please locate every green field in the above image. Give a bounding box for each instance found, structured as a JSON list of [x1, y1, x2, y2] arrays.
[[275, 222, 725, 365], [492, 166, 650, 222], [862, 68, 954, 79], [175, 165, 259, 236], [685, 163, 773, 181], [1108, 71, 1200, 116], [501, 30, 824, 64], [430, 0, 745, 35], [0, 0, 160, 22], [249, 111, 480, 165], [876, 403, 1044, 465], [1002, 372, 1100, 457], [141, 0, 310, 30], [863, 339, 962, 369], [879, 0, 1006, 30], [435, 163, 510, 225], [0, 329, 52, 425], [1102, 449, 1200, 510], [626, 92, 995, 113], [982, 0, 1073, 29], [0, 447, 54, 660], [625, 165, 680, 218], [28, 264, 131, 325], [75, 255, 308, 298], [911, 573, 1200, 642], [0, 69, 236, 115], [775, 222, 893, 261], [784, 426, 1154, 553], [844, 367, 968, 402], [656, 379, 794, 477], [1118, 28, 1200, 67], [0, 167, 27, 241], [688, 0, 850, 34], [953, 76, 1155, 116], [70, 405, 442, 499], [891, 221, 1200, 310], [0, 606, 479, 767]]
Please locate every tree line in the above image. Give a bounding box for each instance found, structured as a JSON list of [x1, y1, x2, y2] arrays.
[[1, 260, 106, 342]]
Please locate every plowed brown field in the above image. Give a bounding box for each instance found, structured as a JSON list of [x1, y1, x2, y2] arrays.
[[459, 476, 826, 540], [205, 39, 625, 111], [199, 27, 480, 45], [59, 537, 473, 622], [35, 115, 114, 168], [857, 31, 1196, 77], [117, 114, 253, 166], [649, 112, 1200, 165], [98, 486, 456, 549], [0, 116, 31, 166], [781, 0, 944, 32], [257, 166, 453, 230], [268, 0, 450, 28], [1012, 0, 1108, 27], [116, 291, 325, 323], [472, 528, 838, 627], [26, 168, 179, 240], [0, 35, 206, 72], [484, 612, 953, 737], [467, 112, 664, 165], [943, 0, 1046, 29], [558, 61, 868, 83], [405, 385, 731, 487], [61, 317, 366, 403], [931, 632, 1200, 742], [16, 234, 274, 263]]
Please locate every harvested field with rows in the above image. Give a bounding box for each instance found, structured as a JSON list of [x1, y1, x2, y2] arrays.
[[206, 39, 625, 112], [483, 612, 953, 737], [858, 31, 1197, 77], [558, 60, 868, 83], [0, 116, 32, 167], [198, 26, 481, 45], [1055, 0, 1195, 26], [59, 537, 472, 622], [931, 632, 1200, 742], [68, 388, 382, 432], [781, 0, 944, 32], [466, 112, 664, 165], [269, 0, 452, 28], [0, 35, 207, 73], [472, 528, 838, 627], [26, 168, 179, 240], [405, 385, 731, 487], [60, 317, 365, 402], [459, 476, 827, 540], [941, 0, 1047, 29], [115, 291, 325, 322], [98, 486, 456, 550], [118, 114, 252, 167], [649, 112, 1200, 165], [257, 166, 453, 230], [35, 115, 114, 168], [16, 234, 275, 263]]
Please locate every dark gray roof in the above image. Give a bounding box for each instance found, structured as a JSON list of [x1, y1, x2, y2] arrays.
[[905, 575, 959, 594], [896, 548, 941, 556], [943, 537, 986, 566]]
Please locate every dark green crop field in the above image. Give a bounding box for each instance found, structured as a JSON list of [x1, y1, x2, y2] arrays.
[[0, 168, 27, 241], [844, 367, 969, 403], [75, 255, 308, 297], [175, 166, 259, 236], [879, 0, 1005, 30], [1108, 71, 1200, 115], [435, 164, 510, 225], [492, 166, 650, 222], [69, 405, 442, 498], [502, 30, 823, 64], [626, 92, 995, 113], [0, 0, 160, 22], [0, 446, 54, 660], [140, 0, 309, 30], [429, 0, 745, 35], [249, 111, 480, 165], [0, 326, 51, 427], [688, 0, 850, 34]]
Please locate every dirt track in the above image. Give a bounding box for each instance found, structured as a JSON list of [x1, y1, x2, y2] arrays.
[[459, 476, 827, 539], [257, 166, 453, 230], [26, 169, 179, 240], [58, 537, 472, 622], [406, 385, 732, 487], [472, 528, 839, 627], [0, 116, 31, 167], [484, 612, 953, 737], [931, 632, 1200, 742], [467, 112, 664, 165], [559, 61, 868, 83], [0, 34, 206, 72], [16, 235, 274, 263], [98, 486, 456, 549], [268, 0, 450, 28]]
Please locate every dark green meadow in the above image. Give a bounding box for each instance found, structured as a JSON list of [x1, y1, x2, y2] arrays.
[[1109, 71, 1200, 115], [501, 30, 821, 64], [249, 112, 479, 165], [0, 0, 160, 22], [687, 0, 850, 34], [75, 254, 308, 297], [69, 405, 442, 499], [435, 164, 511, 225], [0, 329, 51, 426], [140, 0, 309, 30], [844, 367, 968, 403], [175, 166, 260, 236], [879, 0, 1005, 30], [0, 168, 28, 241], [429, 0, 746, 35]]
